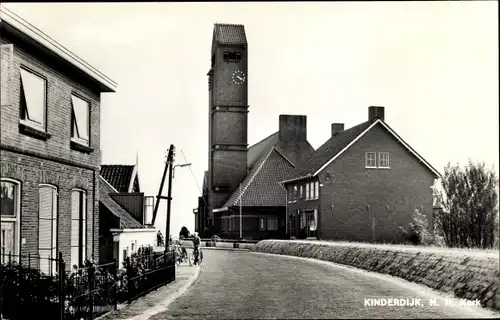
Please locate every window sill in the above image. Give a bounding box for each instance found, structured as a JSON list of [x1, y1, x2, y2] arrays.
[[365, 166, 378, 169], [379, 167, 391, 170], [19, 120, 51, 140], [70, 138, 94, 154]]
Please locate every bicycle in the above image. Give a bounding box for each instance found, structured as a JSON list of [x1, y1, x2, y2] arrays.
[[173, 242, 189, 266], [189, 246, 203, 266]]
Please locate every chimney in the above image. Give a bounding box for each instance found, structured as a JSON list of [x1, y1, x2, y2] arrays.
[[279, 115, 307, 142], [368, 106, 385, 122], [331, 123, 344, 137]]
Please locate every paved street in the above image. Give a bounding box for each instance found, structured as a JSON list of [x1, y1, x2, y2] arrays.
[[150, 250, 497, 319]]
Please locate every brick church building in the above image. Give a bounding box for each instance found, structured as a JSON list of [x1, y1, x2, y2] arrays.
[[193, 23, 314, 239]]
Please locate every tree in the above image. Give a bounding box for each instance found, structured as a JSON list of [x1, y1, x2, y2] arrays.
[[434, 160, 499, 249], [179, 226, 190, 239]]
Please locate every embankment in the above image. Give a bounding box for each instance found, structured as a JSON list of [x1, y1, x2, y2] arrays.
[[254, 239, 499, 310]]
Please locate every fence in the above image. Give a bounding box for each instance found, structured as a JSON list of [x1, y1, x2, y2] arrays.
[[0, 248, 176, 320]]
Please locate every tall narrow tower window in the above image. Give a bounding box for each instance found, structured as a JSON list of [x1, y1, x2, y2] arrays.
[[223, 51, 242, 63]]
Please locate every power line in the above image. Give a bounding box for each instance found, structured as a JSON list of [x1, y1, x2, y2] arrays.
[[180, 149, 208, 205]]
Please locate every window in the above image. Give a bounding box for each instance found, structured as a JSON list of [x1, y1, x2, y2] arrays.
[[299, 185, 303, 198], [309, 182, 316, 200], [293, 185, 298, 202], [315, 181, 319, 199], [267, 217, 278, 231], [20, 68, 47, 130], [211, 53, 215, 67], [38, 185, 57, 275], [131, 241, 135, 253], [288, 187, 293, 202], [306, 183, 310, 200], [71, 189, 86, 269], [223, 51, 242, 63], [379, 152, 390, 168], [229, 217, 234, 231], [259, 217, 266, 231], [71, 94, 90, 146], [1, 179, 21, 264], [365, 152, 376, 168]]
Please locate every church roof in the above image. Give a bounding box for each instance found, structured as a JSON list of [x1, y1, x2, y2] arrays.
[[220, 133, 314, 208], [213, 23, 247, 45]]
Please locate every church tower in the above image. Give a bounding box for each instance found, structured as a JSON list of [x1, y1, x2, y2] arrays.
[[207, 23, 249, 215]]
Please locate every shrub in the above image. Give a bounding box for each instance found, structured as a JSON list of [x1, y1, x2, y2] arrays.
[[399, 208, 433, 245]]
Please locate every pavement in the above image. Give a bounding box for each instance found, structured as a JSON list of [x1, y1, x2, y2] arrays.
[[96, 263, 201, 320], [149, 250, 499, 319]]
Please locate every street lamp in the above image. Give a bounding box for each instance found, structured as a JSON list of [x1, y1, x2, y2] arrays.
[[172, 163, 191, 178], [165, 161, 192, 252]]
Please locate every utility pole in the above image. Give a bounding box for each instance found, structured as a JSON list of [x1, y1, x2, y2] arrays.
[[152, 149, 172, 226], [165, 145, 175, 252]]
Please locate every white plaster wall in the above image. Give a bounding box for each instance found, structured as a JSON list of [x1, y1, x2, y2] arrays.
[[117, 230, 157, 268]]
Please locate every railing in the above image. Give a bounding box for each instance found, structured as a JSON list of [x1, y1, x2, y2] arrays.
[[0, 247, 176, 320], [126, 250, 175, 302]]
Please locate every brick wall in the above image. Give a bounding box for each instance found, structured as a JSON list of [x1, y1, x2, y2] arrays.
[[0, 150, 99, 263], [1, 39, 101, 170], [1, 33, 103, 263], [318, 123, 436, 243]]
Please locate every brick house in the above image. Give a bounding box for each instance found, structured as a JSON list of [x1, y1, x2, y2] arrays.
[[99, 162, 156, 266], [0, 7, 116, 273], [193, 23, 314, 240], [280, 106, 441, 243]]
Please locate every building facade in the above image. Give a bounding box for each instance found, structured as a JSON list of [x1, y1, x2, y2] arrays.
[[282, 106, 441, 243], [0, 7, 116, 273]]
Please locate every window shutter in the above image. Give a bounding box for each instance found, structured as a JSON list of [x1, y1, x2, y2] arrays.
[[71, 191, 80, 267], [1, 44, 14, 106], [39, 186, 53, 275], [82, 193, 86, 262]]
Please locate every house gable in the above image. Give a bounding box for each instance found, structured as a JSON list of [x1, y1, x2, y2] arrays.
[[314, 120, 441, 178], [317, 122, 437, 243]]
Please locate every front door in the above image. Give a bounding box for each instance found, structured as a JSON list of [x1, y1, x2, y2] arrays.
[[306, 210, 317, 238], [1, 222, 15, 263]]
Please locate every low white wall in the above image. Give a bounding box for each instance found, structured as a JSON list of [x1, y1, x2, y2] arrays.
[[117, 229, 157, 268]]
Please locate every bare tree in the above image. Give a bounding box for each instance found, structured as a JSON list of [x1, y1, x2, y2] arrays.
[[435, 160, 498, 249]]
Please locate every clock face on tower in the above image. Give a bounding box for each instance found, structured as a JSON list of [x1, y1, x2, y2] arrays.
[[231, 70, 246, 85]]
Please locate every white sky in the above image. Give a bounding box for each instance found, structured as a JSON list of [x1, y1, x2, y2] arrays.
[[4, 2, 498, 237]]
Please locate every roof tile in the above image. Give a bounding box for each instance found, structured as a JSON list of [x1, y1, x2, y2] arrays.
[[100, 165, 135, 192], [99, 176, 144, 229], [214, 23, 247, 45], [284, 121, 372, 180]]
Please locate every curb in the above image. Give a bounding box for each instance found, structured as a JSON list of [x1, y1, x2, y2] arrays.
[[201, 247, 251, 252], [127, 265, 202, 320]]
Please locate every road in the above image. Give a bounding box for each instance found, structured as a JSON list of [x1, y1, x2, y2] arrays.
[[150, 250, 498, 319]]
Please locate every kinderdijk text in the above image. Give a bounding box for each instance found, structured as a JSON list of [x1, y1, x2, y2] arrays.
[[364, 297, 481, 307]]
